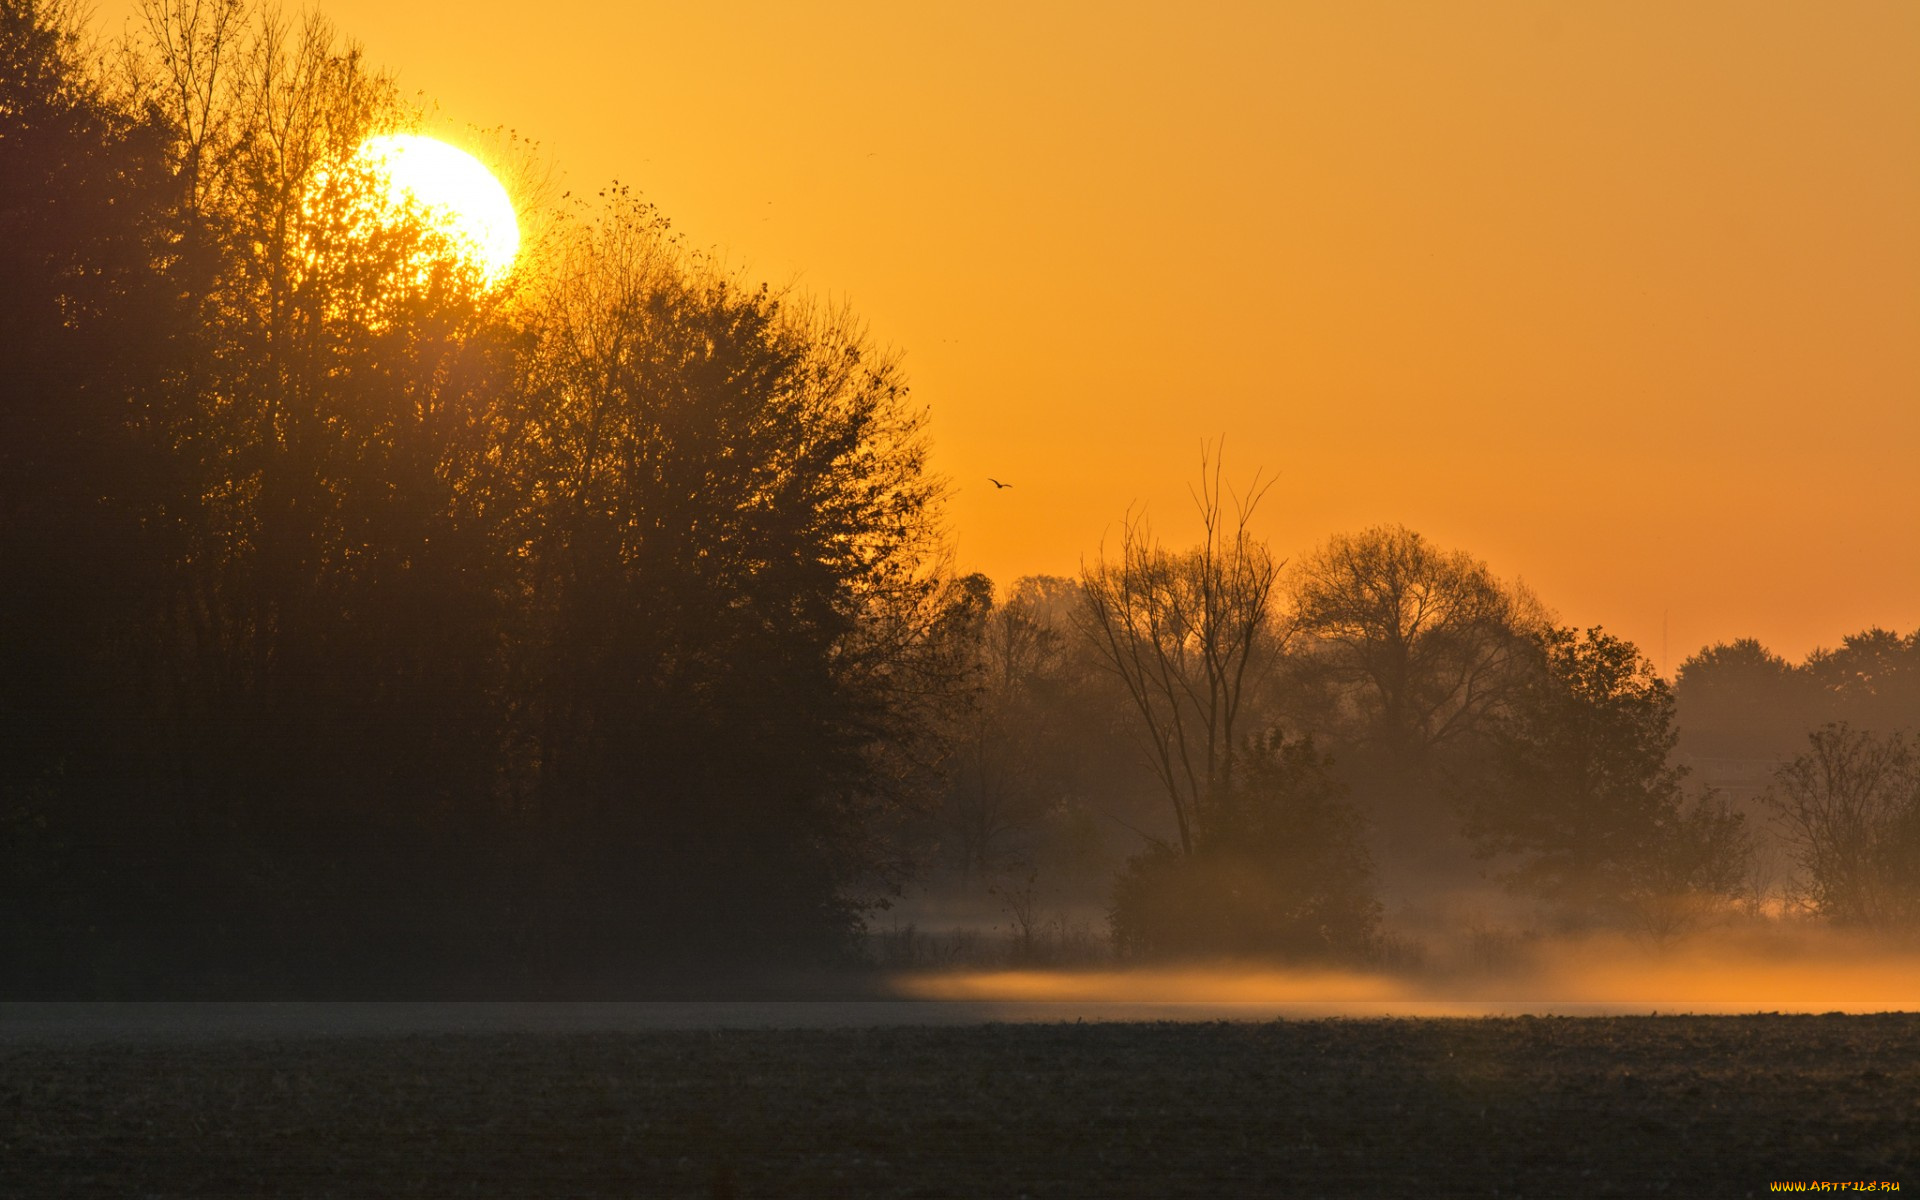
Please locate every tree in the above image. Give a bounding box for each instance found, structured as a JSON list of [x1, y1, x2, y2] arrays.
[[1766, 724, 1920, 931], [1803, 630, 1920, 736], [907, 572, 1163, 906], [1462, 627, 1748, 933], [1674, 638, 1810, 762], [0, 0, 194, 754], [1285, 525, 1545, 765], [1675, 630, 1920, 769], [507, 188, 951, 966], [1078, 449, 1283, 854]]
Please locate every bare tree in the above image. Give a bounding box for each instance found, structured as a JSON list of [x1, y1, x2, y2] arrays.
[[1078, 448, 1283, 853], [1767, 724, 1920, 930]]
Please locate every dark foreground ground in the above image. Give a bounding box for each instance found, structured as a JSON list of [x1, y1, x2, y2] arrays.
[[3, 1015, 1913, 1198]]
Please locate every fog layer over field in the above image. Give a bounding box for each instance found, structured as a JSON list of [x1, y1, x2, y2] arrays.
[[891, 923, 1920, 1014]]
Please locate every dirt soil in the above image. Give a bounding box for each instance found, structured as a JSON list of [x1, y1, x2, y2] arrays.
[[3, 1014, 1914, 1197]]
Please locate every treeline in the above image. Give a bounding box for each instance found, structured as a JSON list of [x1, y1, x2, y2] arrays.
[[1674, 631, 1920, 933], [1677, 631, 1920, 762], [1, 0, 964, 995], [927, 494, 1920, 953], [926, 478, 1750, 957]]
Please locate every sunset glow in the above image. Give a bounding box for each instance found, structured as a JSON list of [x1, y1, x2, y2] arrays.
[[287, 1, 1917, 661]]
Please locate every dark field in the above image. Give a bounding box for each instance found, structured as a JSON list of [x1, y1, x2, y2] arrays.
[[4, 1015, 1914, 1198]]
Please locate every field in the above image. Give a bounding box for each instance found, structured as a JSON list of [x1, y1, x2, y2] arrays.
[[3, 1013, 1915, 1197]]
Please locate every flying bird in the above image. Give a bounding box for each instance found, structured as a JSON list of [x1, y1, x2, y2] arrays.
[[988, 477, 1012, 489]]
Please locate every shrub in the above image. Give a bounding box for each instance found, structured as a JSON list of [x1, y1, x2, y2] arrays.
[[1109, 732, 1379, 960]]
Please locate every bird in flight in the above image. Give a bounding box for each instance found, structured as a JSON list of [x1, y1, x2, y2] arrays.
[[988, 477, 1013, 489]]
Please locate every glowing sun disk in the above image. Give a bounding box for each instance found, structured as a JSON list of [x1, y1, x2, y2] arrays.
[[355, 133, 519, 284]]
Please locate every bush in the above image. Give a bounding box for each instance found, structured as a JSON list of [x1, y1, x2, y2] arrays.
[[1109, 732, 1379, 960]]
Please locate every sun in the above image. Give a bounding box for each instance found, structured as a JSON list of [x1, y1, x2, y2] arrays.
[[353, 134, 520, 285]]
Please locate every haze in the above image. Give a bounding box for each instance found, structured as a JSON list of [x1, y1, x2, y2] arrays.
[[87, 0, 1919, 663]]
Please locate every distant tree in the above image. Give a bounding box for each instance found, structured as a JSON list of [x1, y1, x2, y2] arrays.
[[1803, 630, 1920, 736], [1673, 638, 1810, 762], [0, 0, 193, 731], [1285, 525, 1546, 766], [908, 572, 1159, 905], [1675, 630, 1920, 771], [1078, 449, 1284, 855], [937, 576, 1076, 877], [1462, 627, 1748, 932], [1765, 724, 1920, 931], [1110, 730, 1378, 960]]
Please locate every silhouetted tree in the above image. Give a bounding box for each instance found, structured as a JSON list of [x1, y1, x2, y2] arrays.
[[1079, 449, 1283, 854], [1284, 525, 1545, 765], [506, 188, 949, 967], [1674, 638, 1809, 762], [103, 1, 527, 987], [1675, 629, 1920, 772], [938, 576, 1064, 875], [1462, 627, 1748, 932], [1804, 630, 1920, 735], [1766, 724, 1920, 931], [1274, 525, 1549, 890]]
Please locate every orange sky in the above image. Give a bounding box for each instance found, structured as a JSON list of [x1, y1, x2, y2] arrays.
[[99, 1, 1919, 666]]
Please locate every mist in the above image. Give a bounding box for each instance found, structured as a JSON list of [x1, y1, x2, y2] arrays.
[[886, 918, 1920, 1016]]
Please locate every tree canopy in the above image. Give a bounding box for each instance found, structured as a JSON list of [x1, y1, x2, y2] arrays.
[[1677, 629, 1920, 763], [0, 0, 954, 994], [1462, 627, 1747, 932]]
